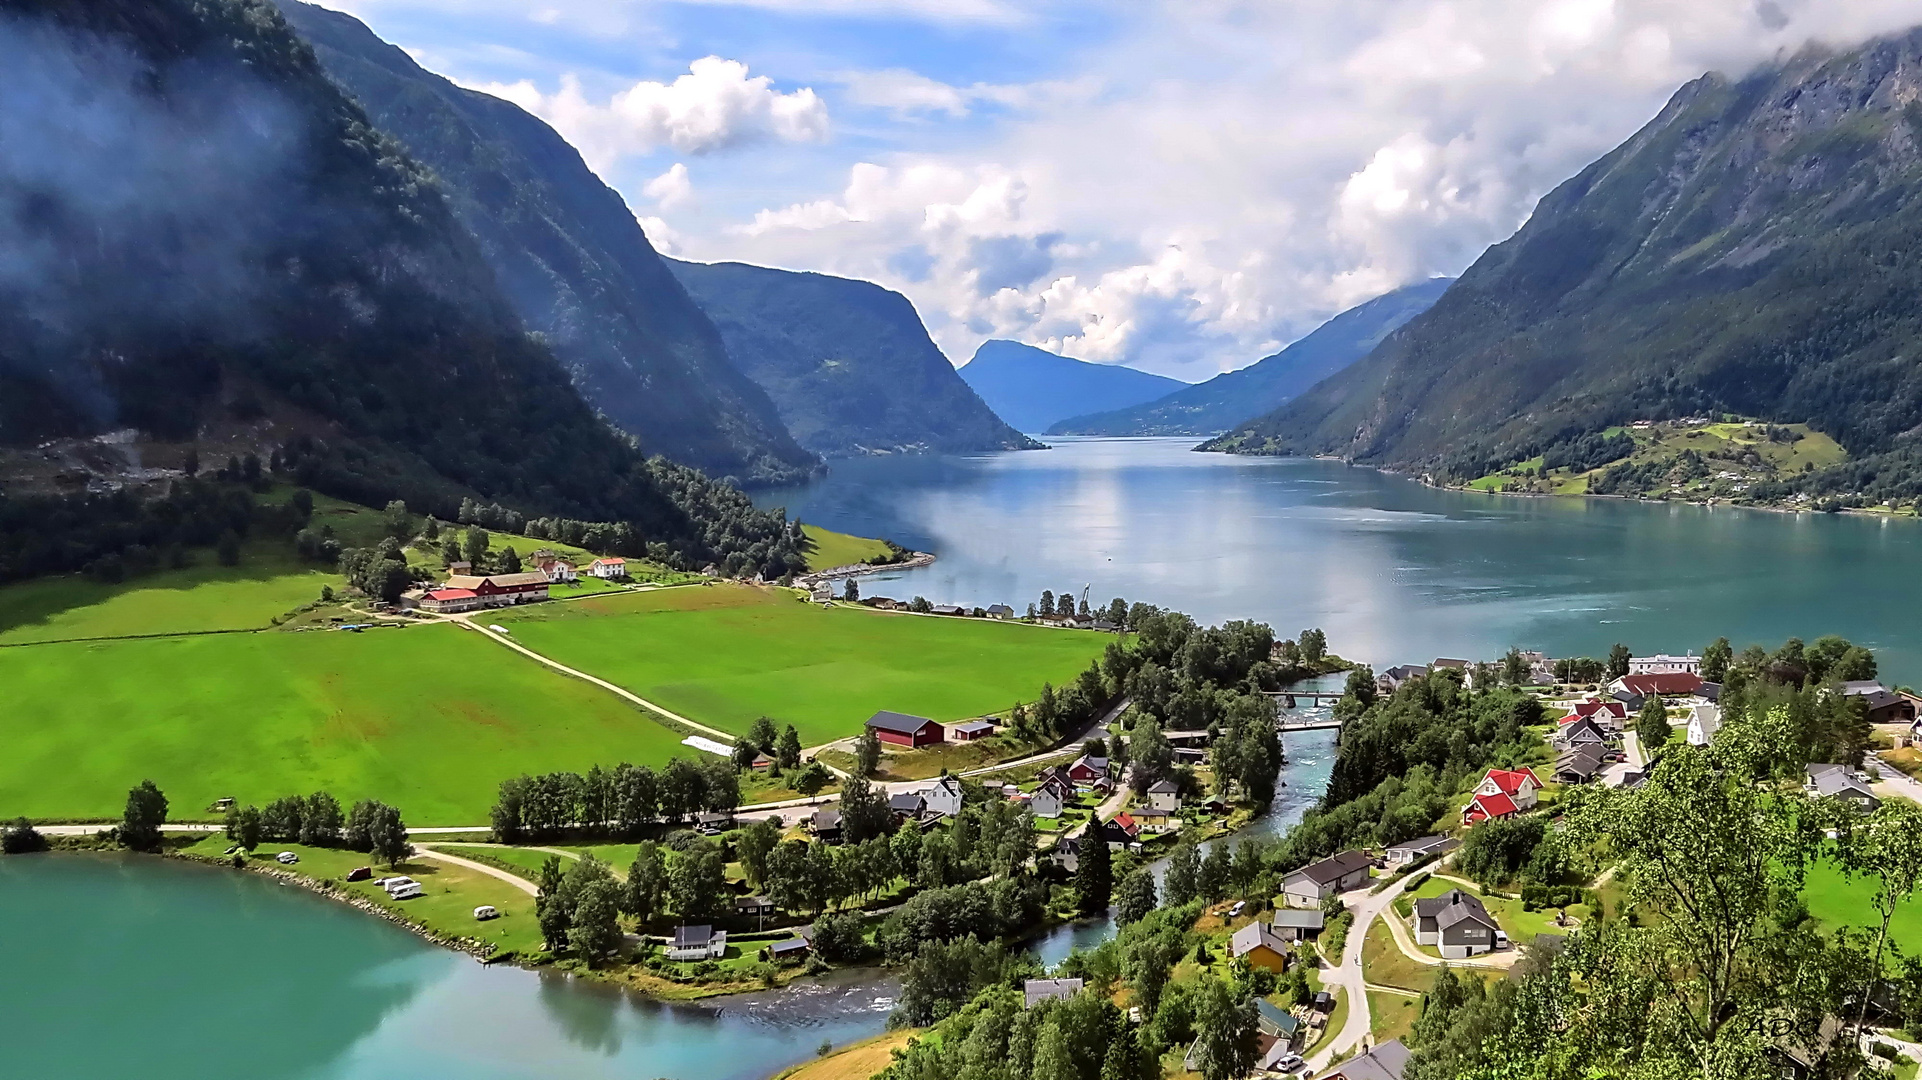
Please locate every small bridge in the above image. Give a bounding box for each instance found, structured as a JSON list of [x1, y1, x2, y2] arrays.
[[1279, 717, 1343, 733], [1268, 691, 1344, 708]]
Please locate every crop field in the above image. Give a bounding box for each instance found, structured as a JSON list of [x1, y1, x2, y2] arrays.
[[0, 544, 337, 645], [487, 583, 1111, 746], [0, 623, 692, 824]]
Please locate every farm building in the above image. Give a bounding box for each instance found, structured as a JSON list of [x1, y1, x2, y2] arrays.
[[866, 710, 945, 748], [949, 719, 996, 741]]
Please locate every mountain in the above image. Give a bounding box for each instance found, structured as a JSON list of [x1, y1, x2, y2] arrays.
[[1049, 279, 1452, 436], [666, 260, 1040, 457], [955, 340, 1187, 434], [0, 0, 801, 574], [1206, 28, 1922, 496], [275, 1, 815, 486]]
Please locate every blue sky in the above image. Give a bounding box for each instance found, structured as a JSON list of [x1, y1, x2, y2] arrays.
[[316, 0, 1922, 379]]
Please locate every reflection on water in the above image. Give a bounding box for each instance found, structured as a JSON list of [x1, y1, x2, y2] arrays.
[[759, 437, 1922, 677]]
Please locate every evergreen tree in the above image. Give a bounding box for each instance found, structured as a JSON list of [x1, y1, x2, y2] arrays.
[[1637, 695, 1673, 754], [777, 725, 804, 770], [623, 843, 667, 924], [1075, 829, 1113, 915], [1607, 643, 1632, 679]]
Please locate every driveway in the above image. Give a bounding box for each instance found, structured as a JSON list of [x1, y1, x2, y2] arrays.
[[1868, 752, 1922, 805]]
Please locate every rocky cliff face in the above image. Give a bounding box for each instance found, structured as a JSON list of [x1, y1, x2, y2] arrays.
[[278, 1, 817, 486], [1211, 28, 1922, 485]]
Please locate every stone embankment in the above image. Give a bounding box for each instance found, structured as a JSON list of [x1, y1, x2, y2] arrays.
[[795, 551, 935, 588]]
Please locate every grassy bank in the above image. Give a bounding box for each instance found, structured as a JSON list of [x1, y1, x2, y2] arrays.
[[487, 582, 1111, 746], [800, 525, 893, 572], [0, 622, 694, 823]]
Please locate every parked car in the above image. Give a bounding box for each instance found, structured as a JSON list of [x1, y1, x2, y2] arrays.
[[346, 866, 373, 882], [1228, 900, 1247, 918], [473, 905, 499, 921], [276, 852, 299, 865]]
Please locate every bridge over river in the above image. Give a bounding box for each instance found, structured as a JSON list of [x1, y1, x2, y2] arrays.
[[1269, 690, 1344, 731]]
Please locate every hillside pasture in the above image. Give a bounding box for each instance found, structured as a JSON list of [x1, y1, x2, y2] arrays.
[[486, 582, 1112, 746], [800, 524, 892, 571], [0, 623, 692, 824], [0, 544, 337, 645]]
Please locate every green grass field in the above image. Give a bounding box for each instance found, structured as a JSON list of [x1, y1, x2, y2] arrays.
[[486, 583, 1111, 746], [800, 525, 892, 571], [1, 623, 694, 823], [0, 544, 337, 645], [1804, 857, 1922, 954]]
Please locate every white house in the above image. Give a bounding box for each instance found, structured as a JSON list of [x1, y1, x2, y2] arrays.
[[1144, 779, 1180, 815], [1628, 653, 1702, 676], [1029, 775, 1070, 819], [1472, 768, 1542, 811], [1684, 703, 1721, 746], [923, 775, 964, 819], [536, 558, 578, 583], [588, 557, 628, 579], [666, 924, 727, 961], [1280, 850, 1373, 908]]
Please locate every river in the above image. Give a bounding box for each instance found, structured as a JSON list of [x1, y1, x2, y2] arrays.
[[759, 437, 1922, 678]]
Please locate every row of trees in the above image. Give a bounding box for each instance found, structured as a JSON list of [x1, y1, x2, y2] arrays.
[[490, 759, 743, 842], [220, 792, 412, 866]]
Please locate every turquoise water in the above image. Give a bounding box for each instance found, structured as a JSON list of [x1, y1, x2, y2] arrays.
[[761, 437, 1922, 679]]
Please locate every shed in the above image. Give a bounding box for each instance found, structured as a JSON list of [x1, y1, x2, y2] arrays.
[[950, 720, 996, 741], [866, 710, 945, 748]]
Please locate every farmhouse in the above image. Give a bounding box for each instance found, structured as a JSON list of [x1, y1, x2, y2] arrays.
[[949, 719, 995, 741], [1628, 653, 1701, 675], [666, 924, 727, 962], [536, 558, 577, 583], [443, 572, 550, 608], [922, 774, 964, 819], [414, 587, 485, 614], [1229, 921, 1293, 971], [588, 557, 627, 579], [1413, 890, 1500, 958], [1281, 849, 1373, 907], [866, 710, 945, 748], [1383, 834, 1458, 866], [986, 604, 1015, 619]]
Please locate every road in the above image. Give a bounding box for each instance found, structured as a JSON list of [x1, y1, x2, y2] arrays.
[[1868, 752, 1922, 805], [1306, 875, 1412, 1071], [413, 844, 540, 896]]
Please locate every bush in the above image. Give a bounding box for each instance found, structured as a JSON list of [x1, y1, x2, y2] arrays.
[[1, 818, 47, 854]]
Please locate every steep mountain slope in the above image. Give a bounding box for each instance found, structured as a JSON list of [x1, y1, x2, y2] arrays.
[[1208, 28, 1922, 496], [276, 1, 815, 486], [0, 0, 800, 573], [667, 260, 1041, 457], [956, 340, 1187, 434], [1052, 279, 1451, 436]]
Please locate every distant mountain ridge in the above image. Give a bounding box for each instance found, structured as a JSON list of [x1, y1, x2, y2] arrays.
[[957, 341, 1188, 435], [1207, 27, 1922, 501], [278, 0, 817, 486], [667, 260, 1040, 458], [1049, 279, 1452, 436]]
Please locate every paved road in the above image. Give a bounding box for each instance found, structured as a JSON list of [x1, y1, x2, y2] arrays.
[[1868, 752, 1922, 805], [413, 845, 539, 896], [1307, 875, 1411, 1071]]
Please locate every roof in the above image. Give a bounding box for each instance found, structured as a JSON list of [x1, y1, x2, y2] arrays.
[[486, 571, 551, 588], [1413, 890, 1497, 931], [1271, 909, 1326, 930], [888, 793, 925, 813], [1481, 767, 1540, 796], [1807, 764, 1877, 801], [1114, 812, 1140, 832], [1631, 653, 1698, 665], [735, 895, 773, 910], [1255, 998, 1301, 1035], [987, 604, 1015, 614], [1147, 779, 1180, 794], [1231, 921, 1291, 958], [1556, 745, 1607, 778], [866, 710, 939, 735], [1467, 792, 1518, 819], [1070, 754, 1109, 773], [1861, 689, 1905, 711], [1618, 672, 1704, 697], [950, 720, 996, 735], [1431, 658, 1468, 669], [592, 557, 626, 565], [1385, 834, 1455, 856], [424, 589, 477, 601], [1290, 849, 1373, 886], [1558, 717, 1611, 743], [672, 924, 715, 948], [1383, 664, 1427, 680], [811, 808, 842, 829], [1570, 700, 1629, 720], [1842, 680, 1889, 696], [1314, 1040, 1410, 1080], [767, 937, 809, 955], [1023, 978, 1084, 1007]]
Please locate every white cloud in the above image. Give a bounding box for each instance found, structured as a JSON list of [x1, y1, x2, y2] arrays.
[[471, 57, 827, 170], [642, 162, 694, 208], [834, 69, 1095, 118]]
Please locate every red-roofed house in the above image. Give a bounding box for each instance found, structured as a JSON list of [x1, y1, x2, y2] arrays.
[[589, 558, 628, 580], [1567, 700, 1629, 723], [1610, 672, 1705, 699], [1463, 791, 1519, 825], [1474, 767, 1541, 810], [418, 588, 484, 614], [537, 558, 578, 583]]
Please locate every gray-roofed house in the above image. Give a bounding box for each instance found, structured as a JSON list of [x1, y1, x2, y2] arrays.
[[1806, 763, 1880, 812], [1281, 849, 1374, 907], [1144, 779, 1181, 816], [1554, 744, 1608, 783], [1412, 890, 1500, 959], [1313, 1039, 1411, 1080], [888, 792, 926, 819], [1023, 978, 1084, 1007], [1841, 682, 1917, 725], [1383, 835, 1458, 866], [1229, 921, 1293, 972], [923, 774, 965, 818], [1066, 754, 1110, 785], [949, 719, 996, 741], [810, 807, 843, 842], [1377, 664, 1428, 695], [1555, 715, 1614, 751], [764, 937, 809, 961], [986, 604, 1015, 620], [1271, 908, 1326, 941], [1029, 774, 1071, 819], [666, 924, 727, 961]]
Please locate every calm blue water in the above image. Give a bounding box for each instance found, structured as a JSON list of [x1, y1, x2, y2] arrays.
[[761, 437, 1922, 680]]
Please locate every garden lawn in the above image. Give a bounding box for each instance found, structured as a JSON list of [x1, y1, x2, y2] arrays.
[[0, 544, 337, 645], [1369, 990, 1420, 1045], [1361, 919, 1431, 992], [1804, 857, 1922, 955], [487, 583, 1111, 745], [184, 836, 545, 956], [800, 525, 892, 571], [1, 623, 693, 824], [1407, 875, 1564, 947]]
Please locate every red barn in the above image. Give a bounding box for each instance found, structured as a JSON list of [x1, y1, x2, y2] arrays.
[[866, 711, 945, 748]]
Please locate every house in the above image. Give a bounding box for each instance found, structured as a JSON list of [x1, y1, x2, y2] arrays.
[[1173, 746, 1208, 765], [1554, 744, 1608, 784], [1229, 921, 1294, 971], [536, 558, 577, 583], [1383, 835, 1458, 866], [1463, 791, 1519, 825], [888, 793, 926, 820], [1599, 762, 1646, 789], [1281, 849, 1374, 907], [1474, 767, 1542, 810], [446, 560, 472, 576], [763, 937, 810, 962], [1377, 664, 1427, 695], [809, 807, 843, 843], [865, 597, 899, 610], [1628, 653, 1702, 675], [930, 604, 965, 616], [443, 572, 550, 608], [1555, 715, 1614, 752], [986, 604, 1015, 620], [921, 774, 964, 819], [1023, 978, 1084, 1007], [1841, 682, 1918, 726], [1066, 754, 1110, 785], [1145, 779, 1181, 815], [1097, 813, 1142, 847], [1312, 1040, 1410, 1080], [809, 584, 834, 603], [1806, 763, 1880, 812], [735, 895, 775, 918], [1255, 998, 1303, 1042], [1049, 836, 1081, 873], [949, 719, 996, 742], [1609, 671, 1705, 700], [416, 587, 485, 614], [1566, 699, 1630, 728], [1270, 908, 1326, 941], [666, 924, 727, 962], [1029, 775, 1071, 819], [1684, 703, 1721, 746], [866, 710, 945, 748], [588, 557, 627, 579], [1412, 890, 1500, 958]]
